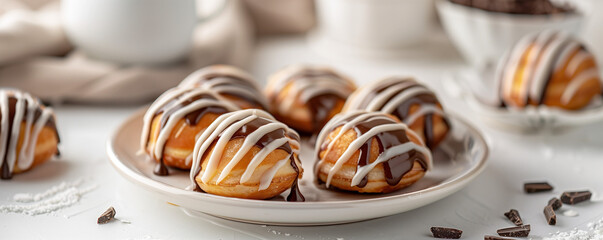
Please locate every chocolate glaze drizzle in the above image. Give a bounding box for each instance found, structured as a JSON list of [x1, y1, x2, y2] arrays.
[[306, 93, 342, 133], [179, 65, 269, 110], [0, 89, 59, 180], [496, 30, 602, 108], [266, 65, 356, 133], [189, 109, 304, 201], [314, 111, 432, 189], [344, 77, 450, 149], [140, 87, 239, 176]]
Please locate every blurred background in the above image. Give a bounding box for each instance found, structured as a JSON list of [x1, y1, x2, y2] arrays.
[[0, 0, 600, 105]]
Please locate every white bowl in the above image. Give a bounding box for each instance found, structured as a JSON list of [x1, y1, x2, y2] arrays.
[[436, 0, 584, 69]]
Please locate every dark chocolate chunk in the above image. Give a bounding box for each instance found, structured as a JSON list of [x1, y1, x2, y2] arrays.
[[497, 225, 530, 237], [504, 209, 523, 226], [484, 236, 515, 240], [560, 191, 591, 205], [524, 182, 553, 193], [548, 198, 562, 210], [544, 205, 556, 225], [97, 206, 116, 224], [431, 227, 462, 239]]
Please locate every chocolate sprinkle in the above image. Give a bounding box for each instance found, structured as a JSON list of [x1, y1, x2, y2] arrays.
[[485, 236, 515, 240], [97, 206, 116, 224], [497, 225, 530, 237], [431, 227, 462, 239], [548, 197, 563, 210], [560, 191, 592, 205], [504, 209, 523, 226], [524, 182, 553, 193], [544, 205, 556, 225]]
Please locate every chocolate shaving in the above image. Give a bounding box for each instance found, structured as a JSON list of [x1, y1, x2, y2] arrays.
[[560, 191, 592, 205], [497, 225, 530, 237], [504, 209, 523, 226], [431, 227, 463, 239], [524, 182, 553, 193], [97, 206, 116, 224], [485, 236, 515, 240], [548, 197, 562, 210], [544, 205, 556, 225]]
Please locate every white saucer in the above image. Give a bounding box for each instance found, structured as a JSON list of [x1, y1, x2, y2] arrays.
[[107, 108, 488, 226], [444, 69, 603, 131]]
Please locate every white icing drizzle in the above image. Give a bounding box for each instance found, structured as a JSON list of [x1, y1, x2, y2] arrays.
[[216, 122, 288, 183], [345, 77, 416, 112], [314, 113, 394, 161], [344, 77, 446, 127], [0, 89, 56, 178], [528, 32, 571, 102], [189, 109, 300, 191], [139, 87, 239, 163], [519, 31, 552, 105], [240, 137, 289, 183], [524, 31, 557, 89], [351, 142, 428, 186], [259, 157, 290, 190], [500, 34, 538, 106], [381, 87, 433, 113], [498, 31, 602, 107], [554, 41, 580, 70], [494, 48, 512, 106], [266, 65, 355, 116], [403, 104, 446, 126], [561, 68, 601, 104], [566, 51, 592, 77], [179, 65, 269, 109], [314, 111, 432, 188]]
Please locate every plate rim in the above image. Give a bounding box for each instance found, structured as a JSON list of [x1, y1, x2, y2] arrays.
[[107, 108, 489, 215]]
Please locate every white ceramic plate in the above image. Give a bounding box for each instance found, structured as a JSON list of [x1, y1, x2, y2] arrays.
[[444, 69, 603, 131], [107, 109, 488, 226]]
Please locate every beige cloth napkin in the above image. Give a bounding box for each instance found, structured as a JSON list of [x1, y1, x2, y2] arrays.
[[0, 1, 70, 66], [0, 0, 314, 104], [244, 0, 315, 35]]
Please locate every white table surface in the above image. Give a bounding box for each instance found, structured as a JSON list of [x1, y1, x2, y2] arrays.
[[2, 33, 603, 240]]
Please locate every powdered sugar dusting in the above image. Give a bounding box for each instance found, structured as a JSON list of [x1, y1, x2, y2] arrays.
[[562, 210, 580, 217], [13, 179, 84, 203], [543, 217, 603, 240], [0, 179, 96, 215]]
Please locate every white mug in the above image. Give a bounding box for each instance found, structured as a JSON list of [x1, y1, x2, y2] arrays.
[[61, 0, 224, 66], [315, 0, 436, 49]]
